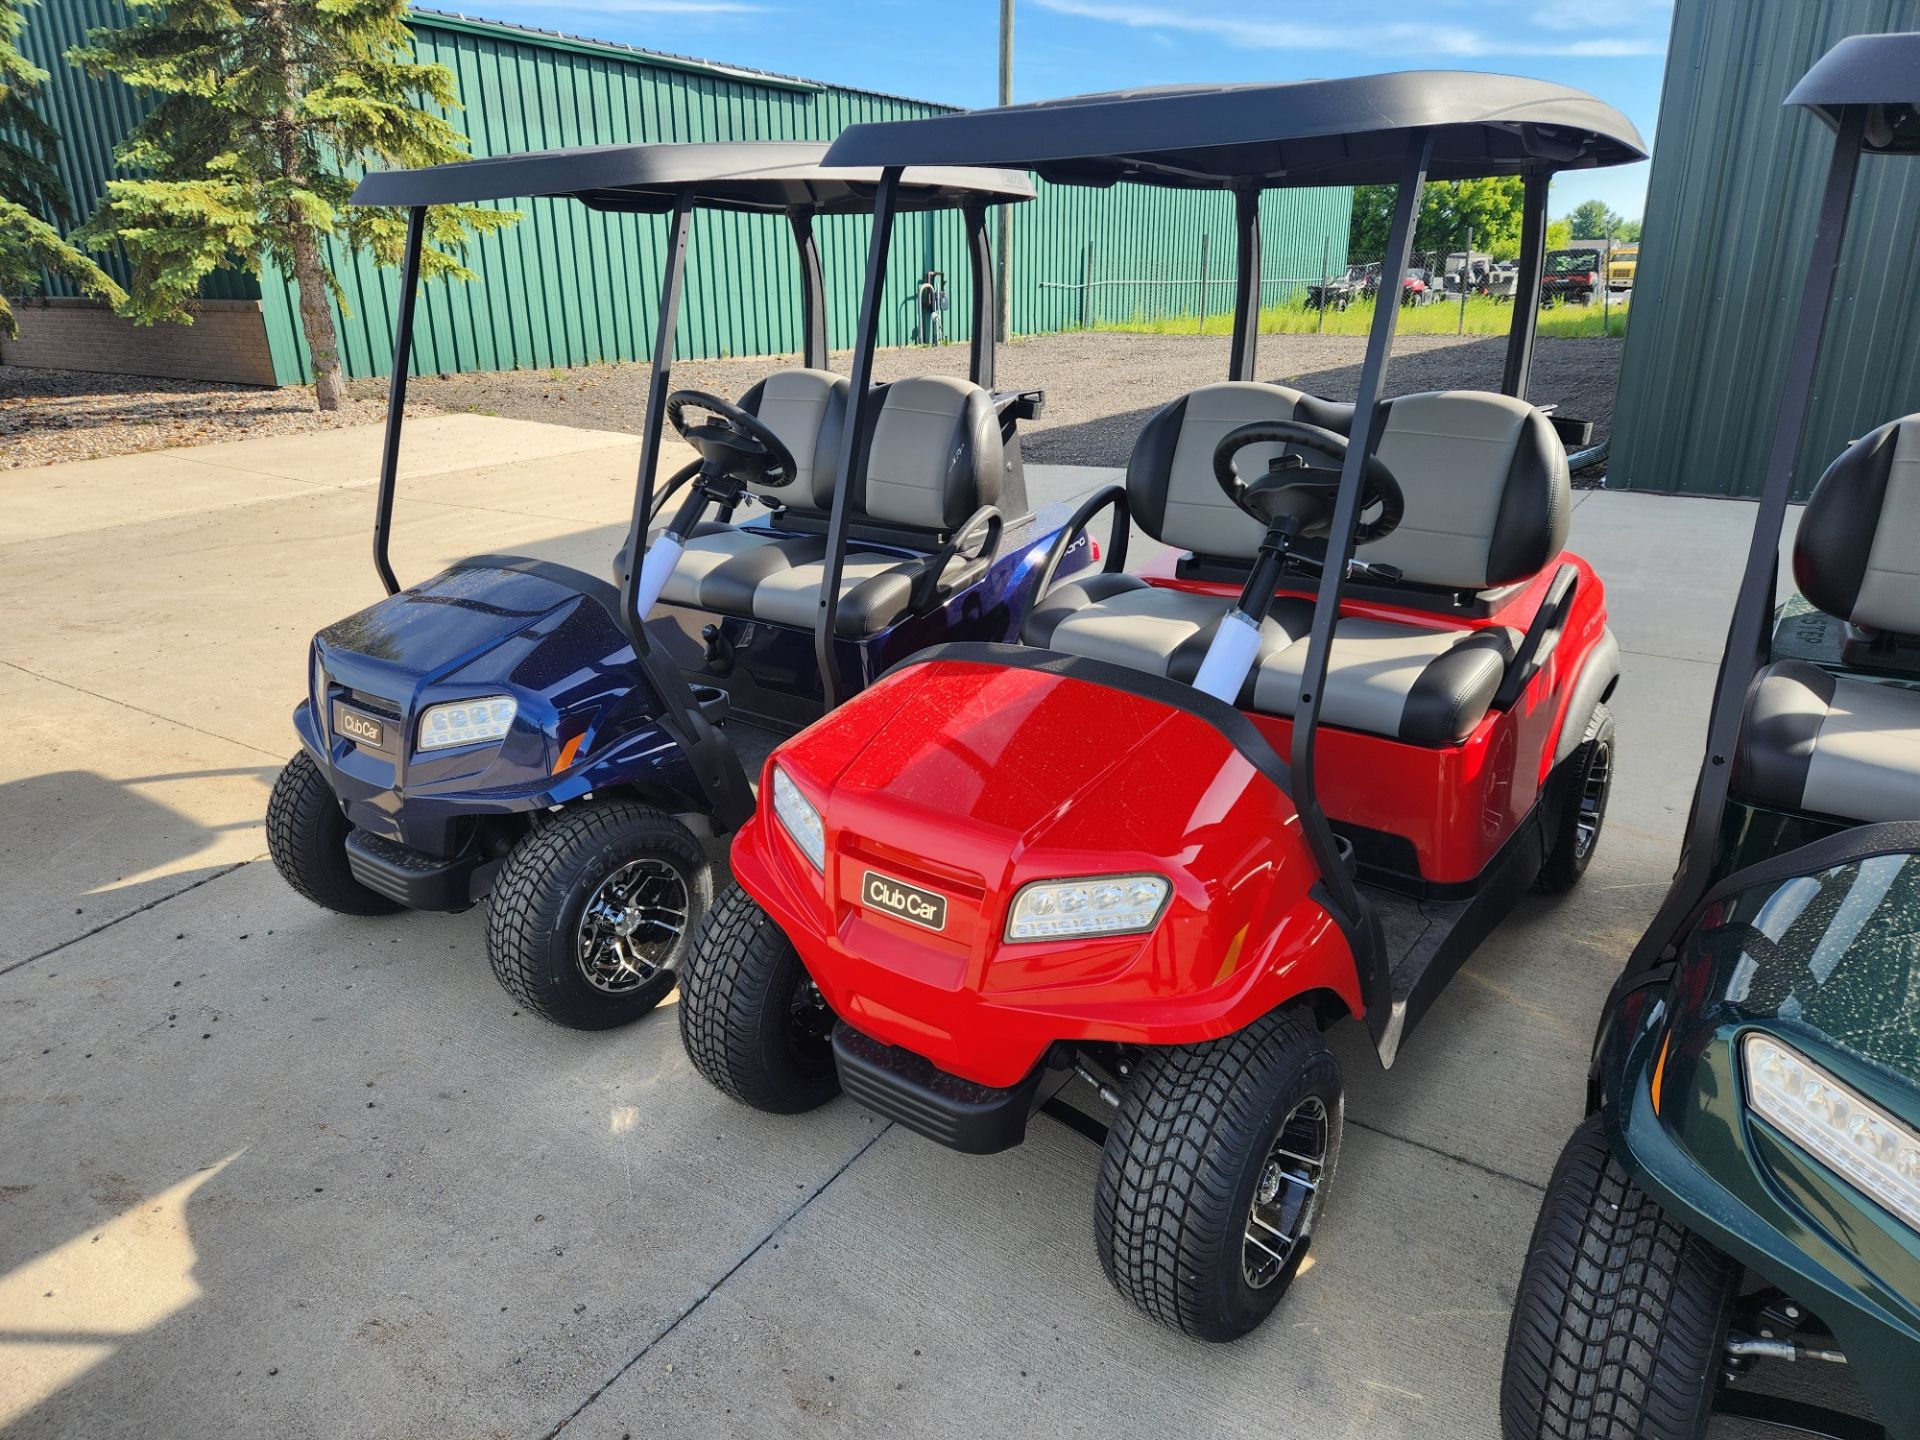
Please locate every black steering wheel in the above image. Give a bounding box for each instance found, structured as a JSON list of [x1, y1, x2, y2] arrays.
[[665, 389, 799, 490], [1211, 420, 1404, 545]]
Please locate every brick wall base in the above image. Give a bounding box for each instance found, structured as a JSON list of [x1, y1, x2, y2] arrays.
[[0, 297, 280, 387]]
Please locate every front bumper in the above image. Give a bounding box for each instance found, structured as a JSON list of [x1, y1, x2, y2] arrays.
[[344, 829, 499, 912], [833, 1022, 1063, 1153]]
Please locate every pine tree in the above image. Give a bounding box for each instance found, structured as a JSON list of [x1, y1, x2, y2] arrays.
[[0, 0, 125, 340], [70, 0, 514, 410]]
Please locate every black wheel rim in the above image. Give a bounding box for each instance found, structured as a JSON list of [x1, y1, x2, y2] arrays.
[[788, 972, 834, 1066], [1243, 1097, 1329, 1289], [1573, 739, 1613, 863], [575, 856, 690, 995]]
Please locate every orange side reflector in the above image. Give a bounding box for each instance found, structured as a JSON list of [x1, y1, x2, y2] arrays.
[[553, 733, 587, 774], [1650, 1031, 1672, 1116]]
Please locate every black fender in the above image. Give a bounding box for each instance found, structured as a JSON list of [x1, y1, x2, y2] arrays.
[[1554, 623, 1620, 766]]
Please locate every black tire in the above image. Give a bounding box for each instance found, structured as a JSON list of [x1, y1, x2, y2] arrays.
[[1537, 703, 1614, 894], [485, 799, 709, 1030], [1501, 1114, 1739, 1440], [1095, 1005, 1341, 1341], [266, 751, 403, 917], [678, 884, 839, 1114]]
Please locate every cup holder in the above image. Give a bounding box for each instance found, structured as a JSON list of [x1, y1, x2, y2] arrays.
[[1331, 832, 1358, 879], [690, 683, 730, 724]]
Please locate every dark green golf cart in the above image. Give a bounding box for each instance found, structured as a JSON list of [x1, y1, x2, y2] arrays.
[[1501, 32, 1920, 1440]]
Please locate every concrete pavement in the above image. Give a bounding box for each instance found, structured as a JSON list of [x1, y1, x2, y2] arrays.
[[0, 416, 1832, 1437]]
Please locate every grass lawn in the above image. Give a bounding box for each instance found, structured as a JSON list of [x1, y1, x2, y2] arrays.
[[1096, 293, 1629, 340]]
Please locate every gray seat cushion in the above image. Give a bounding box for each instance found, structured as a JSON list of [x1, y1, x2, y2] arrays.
[[1363, 391, 1570, 591], [1127, 382, 1350, 561], [1021, 574, 1311, 698], [1793, 415, 1920, 637], [1251, 620, 1521, 745], [645, 370, 1010, 637], [660, 526, 931, 637], [1734, 660, 1920, 823], [1026, 573, 1519, 744]]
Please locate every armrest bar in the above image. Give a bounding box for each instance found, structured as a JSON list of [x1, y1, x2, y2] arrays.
[[1031, 484, 1130, 607], [911, 504, 1003, 610], [1494, 562, 1579, 709], [991, 389, 1046, 422]]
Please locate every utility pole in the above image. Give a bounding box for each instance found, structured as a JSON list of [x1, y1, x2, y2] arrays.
[[996, 0, 1013, 342]]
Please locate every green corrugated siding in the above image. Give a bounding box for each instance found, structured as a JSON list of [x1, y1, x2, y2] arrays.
[[1610, 0, 1920, 498], [15, 0, 257, 298], [18, 0, 1350, 387], [1011, 180, 1351, 333]]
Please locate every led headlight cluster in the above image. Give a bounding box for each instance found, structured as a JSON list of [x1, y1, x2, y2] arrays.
[[1006, 874, 1170, 942], [771, 765, 826, 870], [1743, 1033, 1920, 1232], [417, 696, 517, 752]]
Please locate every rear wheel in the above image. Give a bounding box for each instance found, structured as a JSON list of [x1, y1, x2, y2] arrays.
[[1537, 703, 1614, 893], [678, 884, 840, 1113], [485, 799, 708, 1029], [1501, 1114, 1739, 1440], [266, 751, 403, 917], [1095, 1005, 1341, 1341]]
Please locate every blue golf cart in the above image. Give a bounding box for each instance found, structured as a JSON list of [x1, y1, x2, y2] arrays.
[[266, 142, 1074, 1029]]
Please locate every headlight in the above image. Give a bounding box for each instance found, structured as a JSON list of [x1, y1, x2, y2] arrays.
[[1743, 1033, 1920, 1231], [771, 764, 825, 870], [1006, 874, 1170, 942], [417, 696, 517, 752]]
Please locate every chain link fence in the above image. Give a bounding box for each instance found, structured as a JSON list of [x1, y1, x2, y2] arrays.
[[1042, 235, 1632, 339]]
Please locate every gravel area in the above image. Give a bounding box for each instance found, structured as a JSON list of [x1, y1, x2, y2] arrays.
[[411, 330, 1625, 467], [1, 366, 440, 470], [4, 330, 1620, 471]]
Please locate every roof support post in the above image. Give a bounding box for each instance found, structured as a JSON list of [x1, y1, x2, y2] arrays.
[[1228, 183, 1261, 380], [623, 191, 694, 636], [1622, 105, 1866, 978], [1501, 171, 1550, 398], [1288, 129, 1432, 1059], [965, 202, 996, 389], [789, 208, 829, 370], [815, 167, 903, 709], [371, 205, 426, 595]]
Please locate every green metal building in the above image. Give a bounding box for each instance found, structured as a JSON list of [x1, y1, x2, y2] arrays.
[[13, 0, 1350, 386], [1610, 0, 1920, 498]]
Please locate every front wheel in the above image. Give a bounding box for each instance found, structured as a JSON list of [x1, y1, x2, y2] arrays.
[[266, 751, 403, 917], [485, 799, 709, 1029], [1095, 1005, 1341, 1341], [1537, 703, 1614, 893], [1502, 1114, 1738, 1440], [678, 884, 839, 1113]]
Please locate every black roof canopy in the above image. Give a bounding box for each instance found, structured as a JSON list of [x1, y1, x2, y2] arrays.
[[350, 140, 1034, 212], [822, 72, 1646, 188], [1785, 31, 1920, 154]]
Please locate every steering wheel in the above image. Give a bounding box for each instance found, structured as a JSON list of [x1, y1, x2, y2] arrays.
[[664, 389, 799, 490], [1211, 420, 1404, 545]]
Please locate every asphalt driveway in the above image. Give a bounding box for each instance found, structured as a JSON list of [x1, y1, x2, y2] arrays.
[[0, 414, 1842, 1438]]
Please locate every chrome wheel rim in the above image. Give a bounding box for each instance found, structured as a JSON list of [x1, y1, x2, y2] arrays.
[[1574, 740, 1613, 862], [1243, 1097, 1328, 1290], [576, 856, 690, 995]]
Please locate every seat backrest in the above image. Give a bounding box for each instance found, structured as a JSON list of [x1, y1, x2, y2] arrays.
[[1363, 390, 1569, 590], [1794, 415, 1920, 637], [857, 375, 1004, 533], [1126, 381, 1356, 561], [737, 367, 850, 513]]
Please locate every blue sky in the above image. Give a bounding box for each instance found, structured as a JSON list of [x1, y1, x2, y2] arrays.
[[471, 0, 1671, 220]]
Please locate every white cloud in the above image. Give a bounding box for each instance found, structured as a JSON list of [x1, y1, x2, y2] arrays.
[[1035, 0, 1665, 58]]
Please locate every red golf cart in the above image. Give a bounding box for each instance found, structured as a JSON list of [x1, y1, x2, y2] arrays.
[[679, 73, 1645, 1340]]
